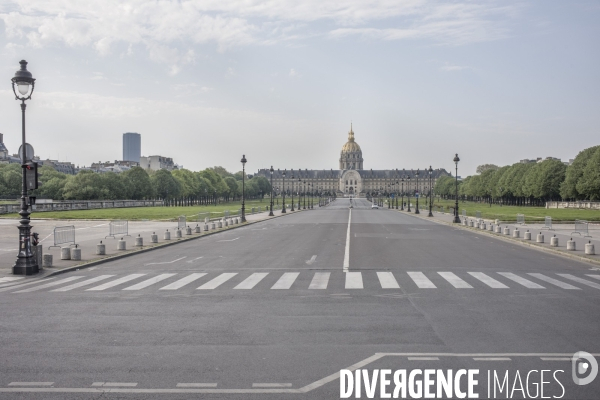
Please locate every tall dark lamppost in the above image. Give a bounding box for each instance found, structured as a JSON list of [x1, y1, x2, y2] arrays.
[[395, 181, 399, 209], [407, 176, 412, 212], [310, 182, 314, 209], [240, 155, 247, 222], [290, 171, 295, 212], [303, 180, 306, 209], [453, 154, 461, 223], [400, 177, 405, 210], [428, 165, 433, 217], [12, 60, 37, 275], [415, 169, 420, 214], [269, 166, 275, 216], [214, 190, 217, 206], [298, 177, 301, 210], [388, 184, 391, 209], [281, 169, 287, 213]]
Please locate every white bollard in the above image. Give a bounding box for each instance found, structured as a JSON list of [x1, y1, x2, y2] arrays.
[[550, 236, 559, 247], [503, 227, 510, 235], [151, 232, 158, 243], [224, 219, 229, 227], [43, 254, 53, 267], [475, 222, 480, 229], [135, 235, 143, 247], [495, 219, 499, 225], [204, 223, 209, 231], [118, 238, 127, 250], [71, 246, 81, 261], [524, 231, 531, 240], [495, 225, 502, 233], [176, 229, 182, 238], [195, 224, 201, 233], [96, 241, 106, 255], [567, 238, 576, 251], [513, 229, 520, 238], [61, 247, 71, 260], [217, 221, 222, 228], [480, 223, 486, 230], [537, 233, 544, 243], [469, 220, 474, 227], [211, 222, 216, 230], [186, 226, 192, 235], [585, 242, 595, 255], [164, 230, 171, 240]]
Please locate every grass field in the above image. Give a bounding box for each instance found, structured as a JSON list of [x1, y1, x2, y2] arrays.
[[0, 199, 275, 221]]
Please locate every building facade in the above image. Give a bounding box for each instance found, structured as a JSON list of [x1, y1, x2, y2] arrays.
[[255, 126, 450, 197], [140, 155, 179, 171], [123, 132, 141, 163]]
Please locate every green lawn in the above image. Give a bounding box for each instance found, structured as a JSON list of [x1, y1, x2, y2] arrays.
[[0, 199, 273, 221], [425, 199, 600, 222]]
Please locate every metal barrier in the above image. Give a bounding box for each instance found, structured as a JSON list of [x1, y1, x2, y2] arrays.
[[49, 225, 76, 249], [516, 214, 525, 225], [224, 210, 230, 217], [573, 220, 592, 238], [542, 216, 553, 230], [177, 215, 186, 230], [440, 206, 444, 213], [462, 209, 466, 217], [476, 211, 481, 219], [106, 220, 130, 239]]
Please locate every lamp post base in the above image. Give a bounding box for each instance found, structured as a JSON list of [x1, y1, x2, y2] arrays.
[[13, 257, 38, 275]]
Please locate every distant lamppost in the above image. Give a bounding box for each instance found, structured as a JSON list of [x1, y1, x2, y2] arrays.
[[407, 176, 412, 212], [453, 154, 461, 223], [298, 177, 301, 210], [282, 169, 287, 213], [387, 184, 391, 209], [269, 166, 274, 216], [400, 177, 405, 211], [214, 189, 217, 206], [290, 171, 295, 212], [428, 165, 433, 217], [415, 169, 420, 214], [303, 180, 307, 209], [240, 155, 247, 222], [310, 182, 314, 209], [12, 60, 37, 275], [395, 181, 399, 209]]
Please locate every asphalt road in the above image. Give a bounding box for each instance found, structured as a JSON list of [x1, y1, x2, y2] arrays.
[[1, 198, 599, 399]]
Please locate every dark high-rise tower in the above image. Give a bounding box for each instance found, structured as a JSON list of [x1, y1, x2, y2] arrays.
[[123, 132, 141, 162]]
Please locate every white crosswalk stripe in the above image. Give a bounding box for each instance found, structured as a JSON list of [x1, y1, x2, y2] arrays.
[[0, 277, 24, 284], [309, 272, 330, 289], [160, 273, 207, 290], [468, 272, 509, 288], [52, 275, 115, 292], [197, 273, 237, 290], [438, 272, 473, 288], [345, 272, 363, 289], [557, 274, 600, 290], [528, 273, 580, 290], [123, 274, 177, 290], [87, 274, 147, 291], [377, 272, 400, 289], [271, 273, 300, 289], [13, 276, 84, 293], [408, 272, 436, 288], [497, 272, 545, 289], [234, 273, 268, 289], [586, 274, 600, 280]]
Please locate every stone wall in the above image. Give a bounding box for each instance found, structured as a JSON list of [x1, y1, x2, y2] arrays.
[[545, 201, 600, 210], [0, 200, 164, 214]]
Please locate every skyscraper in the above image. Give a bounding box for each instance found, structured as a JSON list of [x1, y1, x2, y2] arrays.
[[122, 132, 141, 162]]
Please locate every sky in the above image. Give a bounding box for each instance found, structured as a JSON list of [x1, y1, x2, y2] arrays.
[[0, 0, 598, 176]]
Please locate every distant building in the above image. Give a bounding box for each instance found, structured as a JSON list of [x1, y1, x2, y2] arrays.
[[40, 159, 77, 175], [0, 133, 7, 160], [89, 160, 140, 173], [123, 132, 141, 163], [140, 155, 179, 171]]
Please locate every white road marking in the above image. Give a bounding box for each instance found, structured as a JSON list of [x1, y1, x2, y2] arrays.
[[13, 276, 84, 293], [52, 275, 115, 292], [343, 209, 351, 272], [8, 382, 53, 386], [528, 273, 580, 290], [376, 272, 400, 289], [0, 277, 57, 292], [160, 273, 206, 290], [407, 272, 436, 288], [87, 274, 146, 291], [408, 357, 439, 361], [271, 272, 300, 289], [473, 357, 511, 361], [438, 272, 473, 288], [123, 274, 177, 290], [234, 273, 268, 289], [557, 274, 600, 290], [176, 383, 218, 388], [92, 382, 137, 387], [345, 272, 363, 289], [217, 237, 240, 242], [145, 257, 186, 266], [305, 255, 317, 265], [0, 277, 24, 283], [309, 272, 330, 289], [186, 256, 203, 263], [587, 274, 600, 280], [541, 357, 570, 361], [252, 383, 292, 388], [497, 272, 545, 289], [468, 272, 509, 288], [197, 273, 237, 289]]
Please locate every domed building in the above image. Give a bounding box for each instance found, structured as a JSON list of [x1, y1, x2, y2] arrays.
[[256, 125, 450, 198]]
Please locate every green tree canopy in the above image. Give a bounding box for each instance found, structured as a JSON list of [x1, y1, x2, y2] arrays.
[[123, 167, 154, 199], [151, 169, 181, 199], [576, 147, 600, 200], [561, 145, 600, 200]]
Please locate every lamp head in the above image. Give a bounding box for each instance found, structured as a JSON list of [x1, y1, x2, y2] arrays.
[[12, 60, 35, 100], [454, 153, 460, 164], [241, 154, 247, 165]]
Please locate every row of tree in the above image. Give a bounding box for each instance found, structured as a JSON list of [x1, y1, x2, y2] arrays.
[[0, 164, 273, 204], [434, 145, 600, 205]]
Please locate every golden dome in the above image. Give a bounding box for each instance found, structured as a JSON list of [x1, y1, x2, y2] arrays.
[[341, 125, 362, 153]]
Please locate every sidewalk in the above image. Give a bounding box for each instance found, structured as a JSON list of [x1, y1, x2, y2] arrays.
[[0, 209, 301, 283]]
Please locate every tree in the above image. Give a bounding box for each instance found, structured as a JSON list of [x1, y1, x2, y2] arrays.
[[62, 170, 109, 200], [576, 147, 600, 200], [476, 164, 499, 174], [209, 166, 233, 179], [561, 145, 600, 200], [100, 173, 129, 199], [122, 167, 154, 200], [151, 169, 181, 200], [223, 176, 239, 200]]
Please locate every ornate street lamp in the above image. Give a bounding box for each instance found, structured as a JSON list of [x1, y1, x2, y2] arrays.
[[407, 176, 412, 212], [269, 166, 274, 216], [415, 169, 420, 214], [453, 154, 461, 223], [282, 169, 287, 213], [298, 177, 301, 210], [428, 165, 433, 217], [303, 180, 306, 209], [240, 155, 247, 222], [395, 180, 399, 209], [290, 170, 295, 212], [400, 177, 405, 211], [12, 60, 37, 275], [310, 182, 314, 209]]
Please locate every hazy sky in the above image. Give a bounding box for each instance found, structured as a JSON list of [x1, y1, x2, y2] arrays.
[[0, 1, 598, 176]]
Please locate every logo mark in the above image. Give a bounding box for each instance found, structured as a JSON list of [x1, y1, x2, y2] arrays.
[[572, 351, 598, 385]]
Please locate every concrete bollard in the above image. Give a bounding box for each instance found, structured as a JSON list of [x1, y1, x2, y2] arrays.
[[195, 224, 201, 233], [495, 225, 501, 233], [537, 233, 544, 243], [211, 222, 216, 230], [97, 241, 106, 255], [234, 218, 239, 224], [176, 229, 182, 238], [475, 222, 480, 229], [469, 220, 474, 227], [480, 222, 486, 230], [118, 238, 127, 250], [503, 227, 510, 235], [488, 224, 493, 231], [495, 219, 499, 225], [217, 221, 223, 228], [550, 235, 559, 247], [585, 241, 595, 255], [224, 219, 229, 227], [204, 223, 209, 231], [524, 230, 531, 240], [151, 232, 158, 243], [186, 226, 192, 235], [567, 238, 576, 251], [43, 254, 53, 267], [71, 246, 81, 261], [513, 229, 520, 238], [61, 247, 71, 260], [135, 234, 143, 247], [164, 229, 171, 240]]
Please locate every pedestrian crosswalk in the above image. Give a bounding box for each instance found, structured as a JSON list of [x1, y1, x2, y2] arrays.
[[2, 271, 600, 294]]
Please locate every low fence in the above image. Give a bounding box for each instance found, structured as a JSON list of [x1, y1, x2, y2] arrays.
[[0, 200, 164, 214], [516, 214, 525, 225], [543, 216, 553, 230], [49, 225, 76, 249], [546, 201, 600, 210], [177, 216, 186, 230], [106, 220, 130, 239], [572, 220, 592, 238]]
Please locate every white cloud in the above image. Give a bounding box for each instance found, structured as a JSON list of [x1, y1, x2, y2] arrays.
[[440, 63, 470, 71], [289, 68, 297, 77]]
